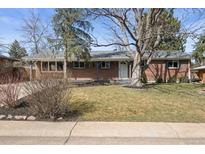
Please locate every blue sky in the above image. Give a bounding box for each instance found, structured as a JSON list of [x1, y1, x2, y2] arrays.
[[0, 8, 54, 44], [0, 8, 204, 55]]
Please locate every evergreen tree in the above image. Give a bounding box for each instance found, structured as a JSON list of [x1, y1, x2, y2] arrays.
[[9, 40, 28, 59], [157, 10, 186, 51], [52, 9, 93, 60], [192, 34, 205, 65]]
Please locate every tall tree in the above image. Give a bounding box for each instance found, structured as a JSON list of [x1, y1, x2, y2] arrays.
[[52, 9, 93, 58], [21, 9, 49, 54], [156, 10, 186, 51], [8, 40, 28, 59], [52, 8, 93, 78], [90, 8, 181, 87], [192, 34, 205, 65]]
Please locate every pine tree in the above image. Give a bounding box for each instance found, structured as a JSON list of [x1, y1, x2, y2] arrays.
[[192, 34, 205, 65], [157, 10, 186, 51], [52, 9, 93, 60], [9, 40, 28, 59]]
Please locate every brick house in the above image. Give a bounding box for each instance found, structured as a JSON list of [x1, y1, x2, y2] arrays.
[[23, 50, 191, 82], [0, 54, 17, 67], [192, 53, 205, 83], [0, 54, 22, 83]]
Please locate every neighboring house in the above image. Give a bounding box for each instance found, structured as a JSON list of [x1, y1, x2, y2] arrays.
[[0, 54, 22, 83], [23, 50, 191, 82], [191, 52, 205, 83], [0, 54, 17, 67], [192, 65, 205, 83]]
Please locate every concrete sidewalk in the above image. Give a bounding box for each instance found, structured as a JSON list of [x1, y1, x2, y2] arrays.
[[1, 121, 205, 144]]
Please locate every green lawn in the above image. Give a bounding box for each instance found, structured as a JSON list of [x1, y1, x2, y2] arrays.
[[70, 83, 205, 122]]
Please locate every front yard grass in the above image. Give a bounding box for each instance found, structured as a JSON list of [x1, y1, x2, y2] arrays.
[[70, 83, 205, 122]]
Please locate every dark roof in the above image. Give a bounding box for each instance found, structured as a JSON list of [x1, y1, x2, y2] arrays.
[[0, 54, 18, 61], [23, 50, 191, 61], [192, 65, 205, 71], [143, 50, 191, 60]]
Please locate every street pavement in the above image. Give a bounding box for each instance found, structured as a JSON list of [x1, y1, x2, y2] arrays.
[[1, 121, 205, 144]]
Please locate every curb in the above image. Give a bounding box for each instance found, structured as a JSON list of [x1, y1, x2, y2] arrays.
[[1, 121, 205, 139]]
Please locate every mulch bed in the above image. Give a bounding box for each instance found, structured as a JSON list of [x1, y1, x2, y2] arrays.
[[0, 105, 30, 117]]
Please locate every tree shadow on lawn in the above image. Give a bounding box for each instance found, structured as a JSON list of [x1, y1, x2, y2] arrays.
[[122, 83, 157, 91], [149, 83, 205, 97], [123, 82, 205, 97]]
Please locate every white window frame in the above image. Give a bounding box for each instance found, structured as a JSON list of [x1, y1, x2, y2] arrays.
[[100, 61, 110, 69], [167, 60, 179, 69], [73, 61, 85, 69]]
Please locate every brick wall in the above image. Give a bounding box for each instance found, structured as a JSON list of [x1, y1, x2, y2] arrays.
[[35, 61, 119, 80], [144, 60, 190, 82], [35, 60, 190, 82]]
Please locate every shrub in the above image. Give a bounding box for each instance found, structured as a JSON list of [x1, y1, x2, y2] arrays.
[[179, 76, 189, 83], [0, 76, 22, 108], [156, 77, 163, 83], [24, 79, 71, 119], [141, 72, 148, 84], [167, 76, 177, 83]]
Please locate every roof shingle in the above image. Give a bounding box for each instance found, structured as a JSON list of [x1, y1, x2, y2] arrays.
[[23, 50, 191, 61]]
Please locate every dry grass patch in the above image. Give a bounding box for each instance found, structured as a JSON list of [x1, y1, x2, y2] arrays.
[[70, 83, 205, 122]]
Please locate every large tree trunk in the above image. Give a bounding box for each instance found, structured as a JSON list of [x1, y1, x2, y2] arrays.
[[63, 58, 67, 79], [131, 52, 143, 88]]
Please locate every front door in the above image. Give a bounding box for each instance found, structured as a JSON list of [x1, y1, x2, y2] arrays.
[[119, 61, 128, 79]]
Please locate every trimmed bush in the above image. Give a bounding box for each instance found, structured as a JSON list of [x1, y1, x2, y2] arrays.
[[24, 79, 71, 119], [156, 78, 163, 83], [179, 76, 189, 83], [167, 76, 177, 83]]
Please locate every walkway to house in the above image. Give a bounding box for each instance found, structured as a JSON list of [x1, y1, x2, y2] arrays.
[[1, 121, 205, 144]]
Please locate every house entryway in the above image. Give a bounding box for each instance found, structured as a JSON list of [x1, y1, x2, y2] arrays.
[[119, 61, 128, 80]]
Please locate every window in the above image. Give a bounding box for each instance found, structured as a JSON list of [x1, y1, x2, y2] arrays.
[[57, 62, 63, 71], [141, 60, 147, 67], [42, 62, 49, 71], [101, 61, 110, 69], [73, 61, 85, 69], [49, 61, 56, 71], [167, 61, 179, 69], [42, 61, 64, 72]]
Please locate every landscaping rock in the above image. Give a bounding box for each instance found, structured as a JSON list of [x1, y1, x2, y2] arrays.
[[14, 115, 27, 120], [27, 116, 36, 121], [50, 116, 55, 120], [7, 114, 13, 119], [57, 117, 63, 121], [0, 115, 6, 119]]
